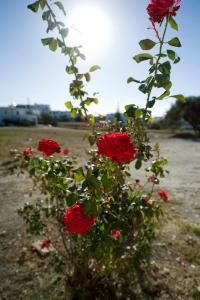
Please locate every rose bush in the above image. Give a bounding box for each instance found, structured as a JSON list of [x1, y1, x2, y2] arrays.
[[15, 0, 184, 298]]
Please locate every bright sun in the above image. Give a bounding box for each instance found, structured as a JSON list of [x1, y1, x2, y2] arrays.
[[67, 5, 112, 59]]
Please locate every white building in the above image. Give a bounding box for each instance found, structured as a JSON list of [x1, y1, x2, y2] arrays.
[[0, 105, 38, 125]]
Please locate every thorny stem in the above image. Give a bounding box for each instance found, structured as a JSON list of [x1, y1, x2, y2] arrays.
[[144, 17, 169, 120], [46, 1, 89, 119]]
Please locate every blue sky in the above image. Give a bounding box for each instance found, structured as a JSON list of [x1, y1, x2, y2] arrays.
[[0, 0, 200, 116]]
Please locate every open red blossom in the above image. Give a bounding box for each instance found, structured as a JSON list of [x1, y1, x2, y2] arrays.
[[97, 132, 137, 164], [147, 0, 181, 23], [111, 229, 121, 238], [38, 139, 61, 157], [63, 203, 95, 235], [157, 189, 169, 202], [62, 148, 69, 155], [41, 239, 51, 249], [23, 148, 33, 156]]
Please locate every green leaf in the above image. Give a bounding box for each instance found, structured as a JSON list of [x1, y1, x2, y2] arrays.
[[124, 104, 137, 118], [174, 56, 181, 64], [74, 167, 85, 182], [157, 90, 170, 100], [167, 49, 176, 61], [27, 1, 40, 13], [139, 39, 156, 50], [170, 94, 186, 102], [83, 200, 97, 216], [133, 53, 153, 63], [79, 53, 86, 60], [168, 16, 178, 31], [66, 194, 78, 207], [168, 37, 181, 47], [86, 174, 101, 189], [70, 108, 77, 118], [42, 10, 50, 21], [40, 0, 46, 9], [57, 38, 65, 48], [84, 73, 91, 82], [54, 1, 66, 16], [135, 108, 142, 119], [135, 159, 142, 170], [49, 38, 57, 51], [89, 65, 101, 72], [158, 61, 171, 75], [102, 174, 113, 192], [60, 28, 69, 39], [127, 77, 140, 84], [147, 99, 156, 108], [65, 101, 73, 110], [41, 37, 52, 46]]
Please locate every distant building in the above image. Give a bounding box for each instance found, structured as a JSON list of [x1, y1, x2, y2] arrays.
[[49, 111, 70, 121], [16, 103, 50, 115], [0, 105, 38, 126]]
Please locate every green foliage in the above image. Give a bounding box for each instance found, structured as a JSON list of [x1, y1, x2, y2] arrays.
[[168, 16, 178, 31], [54, 1, 66, 15], [27, 1, 40, 13], [133, 53, 153, 63], [168, 37, 182, 47], [139, 39, 156, 50]]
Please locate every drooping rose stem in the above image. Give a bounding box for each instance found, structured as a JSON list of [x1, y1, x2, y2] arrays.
[[144, 16, 169, 120]]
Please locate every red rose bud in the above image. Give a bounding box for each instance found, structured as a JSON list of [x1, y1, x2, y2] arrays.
[[147, 0, 181, 23], [38, 139, 61, 157], [63, 203, 95, 235], [97, 132, 137, 164], [41, 239, 51, 249], [157, 189, 169, 202], [23, 148, 33, 156], [111, 229, 121, 238], [62, 148, 69, 155]]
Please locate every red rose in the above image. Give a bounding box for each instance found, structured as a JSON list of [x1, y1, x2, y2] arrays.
[[62, 148, 69, 155], [147, 0, 181, 23], [111, 229, 121, 238], [97, 132, 137, 164], [63, 203, 95, 234], [41, 239, 51, 249], [38, 139, 61, 157], [23, 148, 33, 156], [157, 189, 169, 202]]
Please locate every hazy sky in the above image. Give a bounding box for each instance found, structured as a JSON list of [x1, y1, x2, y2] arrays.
[[0, 0, 200, 116]]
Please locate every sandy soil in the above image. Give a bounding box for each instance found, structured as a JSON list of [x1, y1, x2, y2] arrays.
[[0, 128, 200, 299]]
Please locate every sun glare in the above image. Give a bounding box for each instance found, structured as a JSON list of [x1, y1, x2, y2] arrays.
[[67, 5, 112, 59]]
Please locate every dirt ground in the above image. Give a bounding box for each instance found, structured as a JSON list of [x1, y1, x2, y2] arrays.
[[0, 127, 200, 299]]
